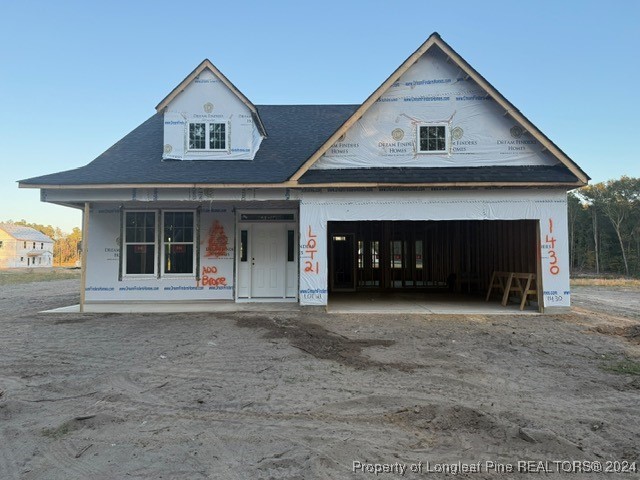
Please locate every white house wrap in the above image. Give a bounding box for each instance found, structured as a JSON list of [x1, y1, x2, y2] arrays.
[[313, 48, 555, 170]]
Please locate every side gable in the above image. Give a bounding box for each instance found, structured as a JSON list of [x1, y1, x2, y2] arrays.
[[291, 33, 589, 186]]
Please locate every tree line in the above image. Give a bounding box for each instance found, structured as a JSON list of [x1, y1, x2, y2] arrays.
[[569, 176, 640, 277], [3, 220, 82, 266]]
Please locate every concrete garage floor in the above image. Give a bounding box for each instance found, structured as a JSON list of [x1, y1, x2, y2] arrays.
[[328, 291, 539, 314], [43, 292, 537, 315]]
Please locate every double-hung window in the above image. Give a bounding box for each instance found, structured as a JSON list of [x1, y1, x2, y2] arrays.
[[163, 211, 194, 275], [417, 124, 448, 154], [188, 122, 227, 151], [124, 212, 156, 275], [123, 210, 195, 277]]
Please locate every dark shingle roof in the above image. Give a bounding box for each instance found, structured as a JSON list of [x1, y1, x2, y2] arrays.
[[19, 105, 359, 186], [19, 104, 579, 186], [298, 165, 579, 184]]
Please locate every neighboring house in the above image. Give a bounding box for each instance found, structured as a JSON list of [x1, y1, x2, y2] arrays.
[[0, 224, 54, 268], [19, 33, 588, 312]]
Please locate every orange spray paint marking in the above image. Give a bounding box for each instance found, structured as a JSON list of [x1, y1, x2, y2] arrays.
[[304, 226, 319, 274]]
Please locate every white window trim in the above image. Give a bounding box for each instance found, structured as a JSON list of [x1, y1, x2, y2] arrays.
[[161, 209, 197, 278], [186, 121, 229, 153], [416, 123, 450, 155], [122, 210, 158, 278], [122, 210, 198, 279]]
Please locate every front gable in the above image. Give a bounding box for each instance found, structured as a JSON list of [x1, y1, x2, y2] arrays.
[[160, 63, 264, 161], [292, 33, 588, 186], [312, 46, 557, 170]]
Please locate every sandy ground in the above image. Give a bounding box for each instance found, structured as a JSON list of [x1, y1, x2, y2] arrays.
[[1, 280, 639, 479]]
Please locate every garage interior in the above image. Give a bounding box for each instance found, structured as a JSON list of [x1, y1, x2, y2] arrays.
[[327, 220, 541, 313]]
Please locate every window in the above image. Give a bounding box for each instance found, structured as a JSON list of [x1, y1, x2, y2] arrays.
[[188, 122, 226, 151], [33, 242, 36, 249], [418, 125, 448, 153], [287, 230, 295, 262], [390, 240, 403, 268], [163, 212, 194, 274], [371, 241, 380, 268], [122, 210, 196, 277], [189, 123, 206, 149], [124, 212, 156, 275], [240, 230, 248, 262], [41, 242, 44, 249], [240, 213, 295, 222], [0, 241, 3, 248], [23, 241, 26, 248], [209, 123, 226, 150]]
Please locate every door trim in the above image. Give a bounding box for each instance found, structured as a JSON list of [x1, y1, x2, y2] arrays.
[[235, 209, 298, 301]]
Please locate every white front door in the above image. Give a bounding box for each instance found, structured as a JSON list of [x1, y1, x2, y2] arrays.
[[251, 223, 286, 297]]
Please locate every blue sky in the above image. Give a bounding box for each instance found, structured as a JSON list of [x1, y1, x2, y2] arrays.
[[1, 0, 638, 232]]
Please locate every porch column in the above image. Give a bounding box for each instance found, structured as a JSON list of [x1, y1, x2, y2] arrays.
[[80, 202, 90, 313]]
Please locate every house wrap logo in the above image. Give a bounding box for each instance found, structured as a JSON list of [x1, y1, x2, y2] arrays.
[[392, 128, 404, 141], [164, 144, 173, 154], [203, 102, 214, 113], [451, 126, 464, 140], [510, 125, 523, 138]]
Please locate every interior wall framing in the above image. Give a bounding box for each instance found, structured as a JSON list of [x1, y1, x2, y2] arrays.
[[327, 220, 538, 294]]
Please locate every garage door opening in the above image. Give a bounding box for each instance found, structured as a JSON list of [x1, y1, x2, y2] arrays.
[[328, 220, 541, 313]]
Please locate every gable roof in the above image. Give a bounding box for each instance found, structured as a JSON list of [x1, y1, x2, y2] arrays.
[[19, 105, 358, 187], [155, 59, 267, 138], [289, 32, 589, 186], [0, 223, 53, 242], [18, 34, 588, 190]]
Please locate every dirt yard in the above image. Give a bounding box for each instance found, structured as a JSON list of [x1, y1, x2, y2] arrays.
[[1, 279, 639, 479]]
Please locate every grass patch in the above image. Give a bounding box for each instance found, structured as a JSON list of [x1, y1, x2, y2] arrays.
[[602, 358, 640, 376], [0, 268, 81, 286], [571, 277, 640, 288], [42, 421, 73, 439]]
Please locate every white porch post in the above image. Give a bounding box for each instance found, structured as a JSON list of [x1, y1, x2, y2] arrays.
[[80, 202, 90, 313]]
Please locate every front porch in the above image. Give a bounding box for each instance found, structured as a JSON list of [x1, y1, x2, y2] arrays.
[[43, 300, 303, 314]]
